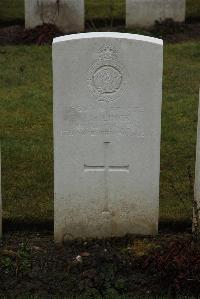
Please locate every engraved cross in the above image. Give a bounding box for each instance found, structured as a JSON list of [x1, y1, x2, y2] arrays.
[[84, 142, 129, 212]]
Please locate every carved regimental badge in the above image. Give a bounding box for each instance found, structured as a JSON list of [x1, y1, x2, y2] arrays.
[[88, 44, 127, 102]]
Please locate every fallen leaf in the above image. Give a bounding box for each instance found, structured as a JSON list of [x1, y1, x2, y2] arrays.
[[80, 252, 90, 257]]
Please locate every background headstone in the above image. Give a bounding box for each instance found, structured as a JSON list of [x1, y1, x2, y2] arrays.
[[53, 32, 163, 242], [194, 89, 200, 232], [25, 0, 84, 33], [126, 0, 186, 29]]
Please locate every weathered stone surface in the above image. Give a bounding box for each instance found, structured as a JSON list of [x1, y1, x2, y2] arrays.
[[53, 32, 163, 242], [126, 0, 186, 28], [25, 0, 84, 33], [194, 90, 200, 232]]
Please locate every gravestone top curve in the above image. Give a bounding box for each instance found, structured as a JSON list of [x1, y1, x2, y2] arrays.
[[53, 32, 163, 45]]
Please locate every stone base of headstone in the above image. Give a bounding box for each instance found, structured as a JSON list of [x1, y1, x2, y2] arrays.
[[126, 0, 186, 29], [25, 0, 84, 33]]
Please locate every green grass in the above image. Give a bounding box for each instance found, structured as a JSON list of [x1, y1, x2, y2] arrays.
[[86, 0, 125, 20], [0, 45, 53, 222], [0, 0, 200, 227], [187, 0, 200, 19], [160, 41, 200, 223], [0, 0, 199, 26], [0, 0, 24, 26], [0, 41, 200, 225]]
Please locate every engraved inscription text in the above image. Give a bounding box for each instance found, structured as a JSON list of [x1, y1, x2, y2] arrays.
[[63, 106, 144, 137]]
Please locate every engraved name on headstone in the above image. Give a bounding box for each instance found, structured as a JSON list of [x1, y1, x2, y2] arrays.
[[53, 32, 163, 242]]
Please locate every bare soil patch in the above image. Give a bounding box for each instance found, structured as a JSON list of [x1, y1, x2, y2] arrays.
[[0, 232, 200, 298], [0, 20, 200, 46]]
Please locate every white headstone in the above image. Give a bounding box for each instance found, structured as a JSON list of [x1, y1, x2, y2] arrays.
[[194, 90, 200, 232], [53, 32, 163, 242], [126, 0, 186, 29], [25, 0, 84, 33]]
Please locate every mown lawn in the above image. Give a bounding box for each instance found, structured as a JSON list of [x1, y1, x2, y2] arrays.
[[0, 0, 200, 227], [0, 45, 53, 223], [187, 0, 200, 19], [0, 0, 199, 26], [0, 0, 24, 26], [0, 41, 200, 225]]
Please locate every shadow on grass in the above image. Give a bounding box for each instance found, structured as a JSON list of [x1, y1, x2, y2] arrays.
[[0, 19, 24, 28], [3, 218, 191, 234], [186, 16, 200, 24], [3, 218, 53, 233]]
